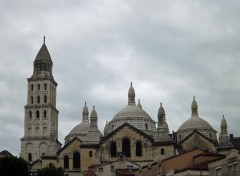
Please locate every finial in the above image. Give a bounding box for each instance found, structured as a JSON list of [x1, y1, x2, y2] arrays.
[[85, 101, 86, 105], [43, 36, 45, 44], [131, 82, 132, 86], [223, 114, 225, 119], [160, 102, 162, 106], [193, 96, 195, 100], [138, 99, 140, 103], [93, 105, 95, 109]]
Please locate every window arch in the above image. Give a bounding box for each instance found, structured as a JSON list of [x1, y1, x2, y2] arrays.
[[44, 110, 47, 118], [44, 95, 47, 103], [28, 153, 32, 161], [89, 151, 93, 158], [110, 141, 117, 157], [36, 110, 40, 118], [136, 141, 142, 156], [122, 138, 130, 157], [161, 148, 164, 155], [29, 111, 32, 119], [64, 155, 69, 169], [145, 123, 148, 130], [73, 152, 80, 169], [37, 96, 40, 104]]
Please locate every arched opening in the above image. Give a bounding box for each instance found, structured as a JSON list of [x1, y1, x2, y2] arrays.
[[64, 155, 69, 169], [73, 152, 80, 169], [210, 133, 212, 139], [31, 84, 34, 91], [37, 96, 40, 104], [38, 84, 40, 90], [44, 110, 47, 118], [145, 124, 148, 130], [44, 95, 47, 103], [136, 141, 142, 156], [161, 148, 164, 155], [36, 110, 40, 118], [89, 151, 92, 158], [110, 142, 117, 157], [28, 153, 32, 162], [122, 138, 130, 157], [29, 111, 32, 119], [44, 83, 47, 90]]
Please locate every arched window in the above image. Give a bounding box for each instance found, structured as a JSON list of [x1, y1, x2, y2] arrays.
[[31, 84, 34, 91], [122, 138, 130, 157], [30, 96, 33, 104], [210, 133, 212, 139], [36, 110, 40, 118], [64, 155, 69, 169], [145, 124, 148, 130], [28, 153, 32, 161], [136, 141, 142, 156], [110, 142, 117, 157], [89, 151, 92, 158], [161, 148, 164, 155], [29, 111, 32, 119], [44, 95, 47, 103], [44, 83, 47, 90], [73, 152, 80, 169], [44, 110, 47, 118], [179, 135, 181, 140], [37, 96, 40, 104], [38, 84, 40, 90]]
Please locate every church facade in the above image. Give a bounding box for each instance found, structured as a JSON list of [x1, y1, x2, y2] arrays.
[[20, 40, 234, 175]]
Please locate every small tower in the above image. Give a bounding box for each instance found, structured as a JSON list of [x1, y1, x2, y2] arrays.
[[191, 96, 198, 116], [155, 103, 171, 141], [85, 106, 103, 144], [137, 99, 142, 109], [218, 115, 233, 154], [128, 82, 136, 106], [21, 38, 61, 162]]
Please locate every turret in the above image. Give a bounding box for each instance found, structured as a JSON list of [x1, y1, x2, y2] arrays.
[[191, 96, 198, 116], [128, 82, 135, 105]]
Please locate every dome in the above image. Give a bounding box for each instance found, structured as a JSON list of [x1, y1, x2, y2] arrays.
[[178, 115, 214, 132], [177, 97, 217, 142], [69, 121, 90, 135], [104, 83, 156, 135], [113, 105, 152, 120]]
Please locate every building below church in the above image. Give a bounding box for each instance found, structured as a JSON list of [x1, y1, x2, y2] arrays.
[[20, 39, 239, 176]]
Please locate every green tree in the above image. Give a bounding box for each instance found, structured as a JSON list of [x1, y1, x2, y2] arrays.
[[0, 156, 29, 176], [36, 163, 67, 176]]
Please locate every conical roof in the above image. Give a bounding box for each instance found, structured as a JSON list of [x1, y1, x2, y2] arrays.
[[34, 37, 52, 63]]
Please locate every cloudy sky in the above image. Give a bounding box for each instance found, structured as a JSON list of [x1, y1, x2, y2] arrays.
[[0, 0, 240, 156]]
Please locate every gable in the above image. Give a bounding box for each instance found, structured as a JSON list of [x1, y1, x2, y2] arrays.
[[180, 130, 217, 152], [57, 137, 82, 156], [101, 123, 153, 144]]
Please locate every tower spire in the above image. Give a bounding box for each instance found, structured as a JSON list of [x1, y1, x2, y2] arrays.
[[43, 36, 45, 44], [191, 96, 198, 116], [128, 82, 135, 106]]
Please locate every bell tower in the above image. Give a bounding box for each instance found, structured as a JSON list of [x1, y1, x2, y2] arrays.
[[20, 37, 60, 162]]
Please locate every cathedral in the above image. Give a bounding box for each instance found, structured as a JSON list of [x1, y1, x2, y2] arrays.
[[20, 39, 235, 175]]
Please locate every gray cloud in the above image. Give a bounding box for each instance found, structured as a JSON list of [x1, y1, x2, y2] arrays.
[[0, 0, 240, 156]]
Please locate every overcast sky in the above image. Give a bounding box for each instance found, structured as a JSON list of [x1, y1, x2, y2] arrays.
[[0, 0, 240, 156]]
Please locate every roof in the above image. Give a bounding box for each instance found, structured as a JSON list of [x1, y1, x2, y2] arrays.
[[101, 122, 154, 143], [34, 42, 52, 63], [179, 129, 218, 146], [0, 150, 13, 157]]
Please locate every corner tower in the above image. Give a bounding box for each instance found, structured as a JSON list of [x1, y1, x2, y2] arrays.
[[21, 38, 60, 162]]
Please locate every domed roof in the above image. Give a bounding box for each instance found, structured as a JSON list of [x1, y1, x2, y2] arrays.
[[177, 97, 216, 132], [177, 115, 215, 132], [69, 121, 90, 135], [113, 105, 152, 120]]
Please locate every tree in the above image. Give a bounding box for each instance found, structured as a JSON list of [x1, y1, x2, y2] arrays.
[[36, 163, 67, 176], [0, 156, 29, 176]]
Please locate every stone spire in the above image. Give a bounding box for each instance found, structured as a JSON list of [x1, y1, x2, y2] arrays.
[[191, 96, 198, 116], [218, 115, 233, 154], [85, 106, 103, 144], [33, 36, 53, 76], [137, 99, 142, 109], [155, 102, 171, 142], [128, 82, 136, 106], [82, 101, 89, 122]]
